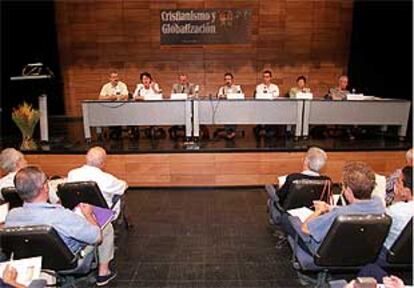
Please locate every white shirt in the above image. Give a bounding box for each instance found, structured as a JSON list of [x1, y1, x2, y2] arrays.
[[99, 81, 129, 99], [67, 165, 128, 218], [255, 83, 280, 98], [0, 172, 16, 200], [217, 85, 243, 98], [384, 200, 414, 249], [133, 83, 161, 99], [372, 174, 386, 207]]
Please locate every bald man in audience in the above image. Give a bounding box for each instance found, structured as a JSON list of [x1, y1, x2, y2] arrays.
[[5, 166, 117, 286], [0, 148, 27, 198], [267, 147, 331, 224], [68, 146, 128, 219]]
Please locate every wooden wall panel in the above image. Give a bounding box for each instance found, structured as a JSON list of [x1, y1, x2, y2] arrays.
[[25, 151, 406, 187], [55, 0, 353, 116]]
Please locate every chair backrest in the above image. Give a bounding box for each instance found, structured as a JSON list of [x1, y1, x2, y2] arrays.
[[316, 214, 391, 267], [283, 179, 331, 210], [57, 181, 108, 210], [0, 225, 77, 271], [387, 218, 413, 265], [1, 187, 23, 209]]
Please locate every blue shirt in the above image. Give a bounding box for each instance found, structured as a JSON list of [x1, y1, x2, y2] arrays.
[[307, 197, 385, 252], [5, 202, 100, 253]]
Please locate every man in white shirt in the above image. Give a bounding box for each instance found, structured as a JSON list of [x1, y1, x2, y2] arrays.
[[254, 70, 280, 138], [0, 148, 27, 199], [99, 71, 129, 101], [67, 146, 128, 218], [377, 166, 413, 266], [99, 71, 129, 140], [217, 72, 243, 140], [383, 166, 413, 250], [255, 70, 279, 99]]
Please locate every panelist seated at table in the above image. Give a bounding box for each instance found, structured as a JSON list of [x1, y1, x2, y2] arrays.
[[99, 71, 129, 140], [326, 75, 349, 100], [132, 72, 165, 138], [253, 70, 280, 138], [171, 73, 197, 98], [217, 72, 244, 99], [99, 71, 129, 101], [289, 75, 311, 98], [133, 72, 162, 101], [216, 72, 244, 140], [169, 74, 198, 139], [255, 70, 280, 99]]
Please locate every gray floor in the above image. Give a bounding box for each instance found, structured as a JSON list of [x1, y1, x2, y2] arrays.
[[111, 188, 302, 287]]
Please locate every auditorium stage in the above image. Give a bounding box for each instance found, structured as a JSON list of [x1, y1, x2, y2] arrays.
[[1, 117, 411, 187]]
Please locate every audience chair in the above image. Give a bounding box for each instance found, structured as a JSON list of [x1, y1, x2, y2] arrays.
[[1, 187, 23, 209], [58, 181, 131, 229], [385, 218, 413, 267], [287, 214, 391, 287], [0, 225, 96, 287], [143, 126, 166, 140], [279, 179, 332, 211], [57, 181, 109, 210]]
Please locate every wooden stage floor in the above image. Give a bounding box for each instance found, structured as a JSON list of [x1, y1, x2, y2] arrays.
[[1, 118, 411, 186]]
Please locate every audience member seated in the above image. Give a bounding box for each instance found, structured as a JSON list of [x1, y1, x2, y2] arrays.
[[67, 146, 128, 219], [377, 166, 413, 266], [282, 161, 385, 255], [372, 173, 387, 207], [5, 166, 117, 286], [342, 263, 406, 288], [385, 148, 413, 206], [267, 147, 330, 224], [1, 264, 47, 288], [0, 148, 27, 198]]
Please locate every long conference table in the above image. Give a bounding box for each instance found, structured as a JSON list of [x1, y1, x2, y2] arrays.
[[81, 98, 411, 141]]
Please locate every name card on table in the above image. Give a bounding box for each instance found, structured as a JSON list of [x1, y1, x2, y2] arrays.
[[295, 92, 313, 100], [226, 93, 245, 100], [144, 94, 163, 101], [170, 93, 188, 100], [256, 93, 276, 100]]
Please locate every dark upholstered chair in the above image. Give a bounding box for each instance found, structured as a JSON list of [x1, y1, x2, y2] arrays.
[[1, 187, 23, 209], [0, 225, 96, 286], [386, 218, 413, 266], [280, 179, 331, 211], [57, 181, 109, 210], [288, 214, 391, 287], [57, 181, 131, 229]]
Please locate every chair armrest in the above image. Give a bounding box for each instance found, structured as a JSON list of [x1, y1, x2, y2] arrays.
[[110, 194, 124, 210], [287, 215, 318, 257]]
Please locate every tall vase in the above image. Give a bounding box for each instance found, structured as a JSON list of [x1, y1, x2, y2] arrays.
[[20, 131, 37, 150]]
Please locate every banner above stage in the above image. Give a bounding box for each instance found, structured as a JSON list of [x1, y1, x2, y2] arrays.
[[160, 9, 251, 45]]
